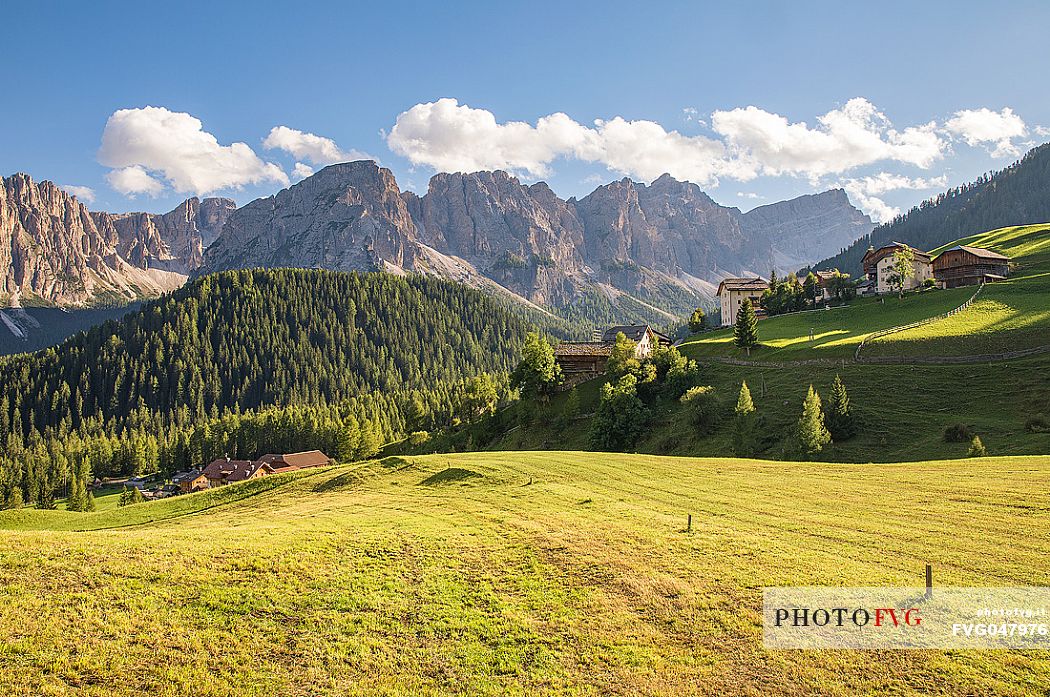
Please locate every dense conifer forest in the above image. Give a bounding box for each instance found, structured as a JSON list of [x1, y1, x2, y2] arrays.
[[0, 269, 565, 507], [814, 142, 1050, 274]]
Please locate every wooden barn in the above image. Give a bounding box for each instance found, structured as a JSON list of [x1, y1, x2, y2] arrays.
[[933, 245, 1010, 288], [553, 342, 613, 380]]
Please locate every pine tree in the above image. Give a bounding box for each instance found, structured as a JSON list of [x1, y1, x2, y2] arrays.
[[735, 380, 755, 417], [968, 435, 988, 457], [6, 486, 23, 510], [823, 375, 856, 441], [734, 299, 759, 356], [336, 418, 360, 461], [732, 381, 759, 457], [85, 490, 97, 512], [128, 486, 145, 504], [796, 385, 832, 457], [66, 471, 87, 512], [119, 486, 131, 507]]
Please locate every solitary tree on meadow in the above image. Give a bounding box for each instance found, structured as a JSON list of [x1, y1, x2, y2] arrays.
[[732, 380, 759, 457], [823, 375, 856, 441], [889, 246, 915, 299], [796, 385, 832, 457], [968, 435, 988, 457], [734, 298, 759, 356]]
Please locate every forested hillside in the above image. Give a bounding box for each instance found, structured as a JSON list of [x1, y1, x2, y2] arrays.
[[814, 142, 1050, 274], [0, 269, 564, 507], [0, 269, 556, 436]]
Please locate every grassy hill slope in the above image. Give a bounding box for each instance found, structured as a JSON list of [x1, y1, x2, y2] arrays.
[[1, 452, 1047, 695], [682, 223, 1050, 361], [438, 355, 1050, 462], [866, 223, 1050, 357]]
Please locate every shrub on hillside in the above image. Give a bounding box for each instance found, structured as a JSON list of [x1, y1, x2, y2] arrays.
[[408, 431, 430, 446], [968, 435, 988, 457], [680, 386, 720, 432], [1024, 415, 1050, 433], [943, 423, 974, 443], [589, 375, 650, 451]]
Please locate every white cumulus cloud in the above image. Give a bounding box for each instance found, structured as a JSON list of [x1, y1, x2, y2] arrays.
[[945, 107, 1027, 157], [98, 106, 289, 196], [386, 97, 953, 187], [105, 166, 165, 197], [263, 126, 372, 166], [59, 184, 96, 204], [292, 162, 315, 180], [711, 98, 945, 180], [840, 172, 950, 223]]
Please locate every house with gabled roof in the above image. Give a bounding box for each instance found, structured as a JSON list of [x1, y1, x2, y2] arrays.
[[202, 456, 274, 487], [861, 242, 933, 295], [553, 324, 672, 384], [717, 278, 769, 326]]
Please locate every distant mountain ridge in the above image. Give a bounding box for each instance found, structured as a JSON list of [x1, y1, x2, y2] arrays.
[[200, 162, 873, 323], [1, 165, 872, 325], [0, 172, 233, 306], [814, 142, 1050, 276]]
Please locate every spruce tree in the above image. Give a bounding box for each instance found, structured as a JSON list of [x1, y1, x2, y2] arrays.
[[128, 486, 145, 504], [66, 472, 87, 512], [86, 490, 96, 512], [796, 385, 832, 457], [823, 375, 856, 441], [734, 299, 759, 356], [6, 486, 23, 510], [968, 435, 988, 457], [732, 380, 759, 457], [119, 486, 131, 507]]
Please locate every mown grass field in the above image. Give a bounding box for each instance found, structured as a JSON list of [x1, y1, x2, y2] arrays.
[[1, 453, 1047, 696], [681, 224, 1050, 361]]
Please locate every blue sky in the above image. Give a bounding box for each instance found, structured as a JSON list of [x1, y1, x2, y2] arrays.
[[2, 0, 1048, 221]]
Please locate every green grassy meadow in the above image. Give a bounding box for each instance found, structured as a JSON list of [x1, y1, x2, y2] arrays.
[[681, 224, 1050, 361], [867, 224, 1050, 357], [1, 452, 1048, 696], [679, 288, 974, 360]]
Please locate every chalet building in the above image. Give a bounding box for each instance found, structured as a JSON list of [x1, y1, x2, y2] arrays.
[[202, 457, 274, 487], [601, 325, 672, 354], [172, 469, 208, 493], [861, 242, 933, 295], [717, 278, 769, 327], [553, 324, 672, 383], [932, 245, 1010, 288], [257, 450, 333, 474]]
